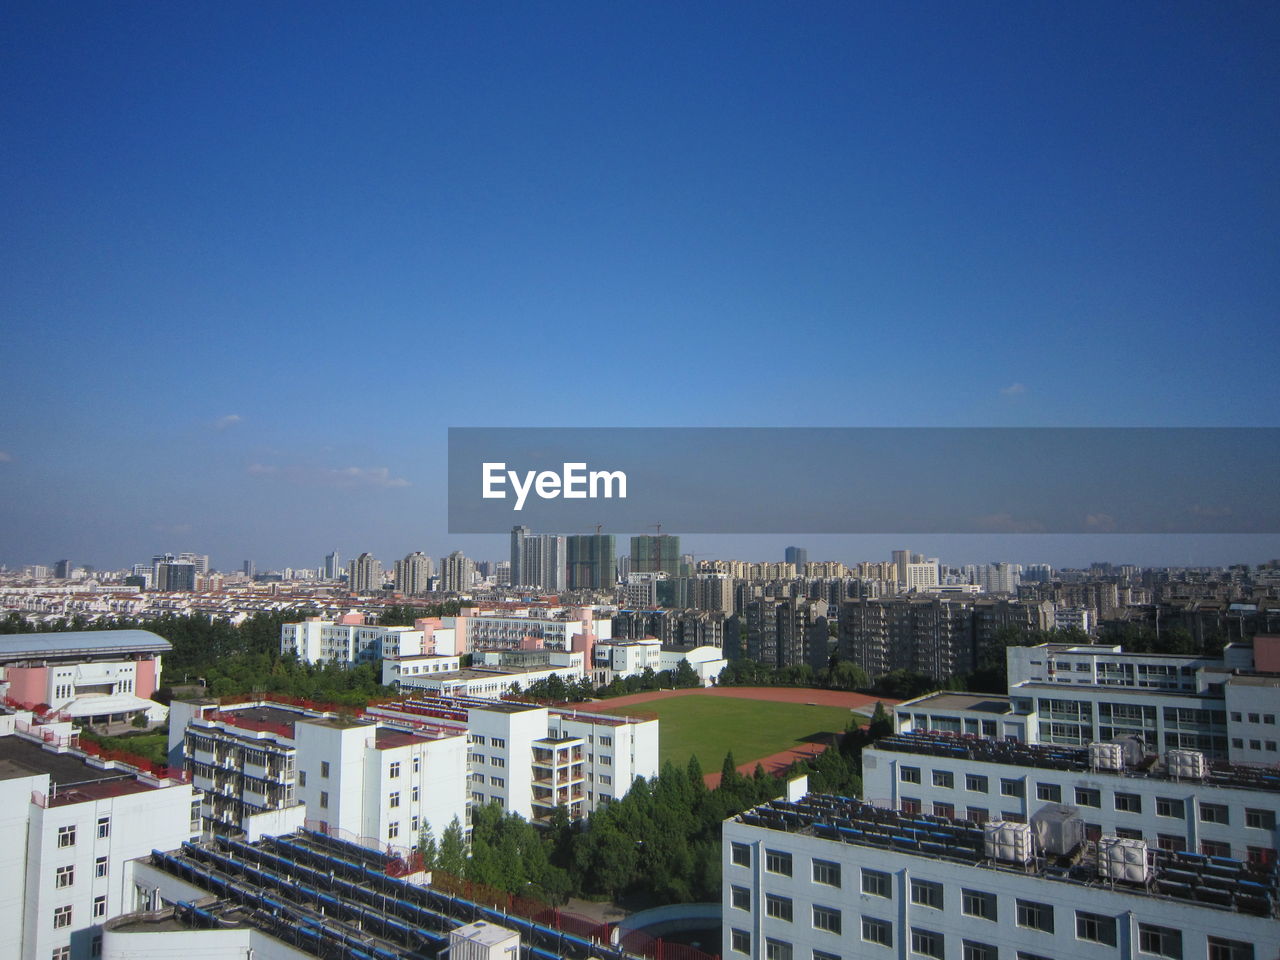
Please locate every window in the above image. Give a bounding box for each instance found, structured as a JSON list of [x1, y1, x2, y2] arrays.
[[56, 865, 74, 888], [53, 905, 72, 928], [812, 905, 841, 934], [911, 879, 943, 910], [600, 735, 611, 746], [493, 737, 506, 748], [389, 761, 401, 778], [1017, 954, 1052, 960], [1000, 778, 1024, 798], [388, 822, 400, 839], [814, 951, 840, 960], [1156, 834, 1187, 853], [911, 928, 944, 960], [53, 948, 71, 960], [95, 856, 108, 878], [299, 770, 307, 787], [812, 858, 841, 887], [93, 895, 107, 919], [1035, 783, 1061, 802], [492, 777, 504, 788], [901, 797, 921, 815], [412, 785, 420, 802], [1016, 899, 1053, 933], [766, 939, 793, 960], [1231, 712, 1243, 722], [1138, 924, 1182, 959], [766, 849, 793, 876], [412, 756, 421, 774], [861, 868, 891, 897], [862, 917, 892, 947], [964, 942, 997, 960], [57, 825, 76, 848], [900, 766, 921, 784], [932, 801, 955, 818], [319, 791, 329, 808], [731, 886, 750, 911], [97, 816, 111, 838], [1249, 713, 1260, 723], [1155, 797, 1184, 818], [1201, 839, 1231, 858], [1200, 803, 1229, 824], [962, 889, 997, 921], [389, 791, 401, 808], [491, 757, 505, 768], [472, 735, 486, 746], [932, 770, 954, 788], [1075, 787, 1100, 807], [1246, 808, 1276, 829], [966, 774, 988, 792], [320, 761, 330, 778], [766, 894, 793, 922], [1075, 911, 1117, 946], [731, 930, 751, 955], [966, 806, 989, 823], [731, 842, 751, 867], [1114, 792, 1142, 813], [1208, 938, 1254, 960]]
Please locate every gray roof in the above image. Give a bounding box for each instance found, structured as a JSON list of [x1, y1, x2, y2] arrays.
[[0, 629, 171, 662]]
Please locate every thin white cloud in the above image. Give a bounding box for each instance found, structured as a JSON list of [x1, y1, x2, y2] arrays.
[[246, 462, 410, 489], [999, 383, 1027, 397], [971, 512, 1045, 534], [1086, 513, 1118, 532], [213, 414, 244, 431]]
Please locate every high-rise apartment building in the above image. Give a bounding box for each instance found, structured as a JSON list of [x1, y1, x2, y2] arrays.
[[440, 551, 475, 593], [784, 546, 808, 574], [566, 535, 616, 590], [520, 534, 566, 592], [347, 552, 382, 594], [630, 534, 681, 576], [394, 551, 434, 595], [509, 525, 530, 587], [323, 550, 342, 580]]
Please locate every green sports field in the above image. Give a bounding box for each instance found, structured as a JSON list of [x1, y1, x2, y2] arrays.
[[595, 695, 858, 771]]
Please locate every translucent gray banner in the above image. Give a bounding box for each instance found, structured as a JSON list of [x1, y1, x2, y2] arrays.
[[448, 427, 1280, 534]]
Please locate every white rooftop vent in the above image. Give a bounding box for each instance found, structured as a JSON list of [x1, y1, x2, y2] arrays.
[[1097, 836, 1150, 884], [984, 821, 1033, 864]]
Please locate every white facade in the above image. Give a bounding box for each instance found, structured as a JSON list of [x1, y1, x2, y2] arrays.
[[368, 695, 660, 822], [381, 652, 464, 687], [658, 645, 728, 685], [0, 721, 199, 960], [863, 734, 1280, 864], [591, 638, 662, 685], [170, 698, 468, 848], [724, 788, 1278, 960], [280, 618, 426, 664]]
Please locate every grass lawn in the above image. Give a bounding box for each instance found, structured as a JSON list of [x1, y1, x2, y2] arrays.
[[595, 696, 859, 771]]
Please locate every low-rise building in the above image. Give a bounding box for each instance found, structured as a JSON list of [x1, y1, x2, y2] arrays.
[[0, 629, 169, 725]]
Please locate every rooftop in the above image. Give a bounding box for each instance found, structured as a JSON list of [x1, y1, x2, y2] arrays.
[[734, 793, 1279, 917], [0, 628, 170, 662], [0, 734, 156, 802], [870, 732, 1280, 793], [900, 692, 1013, 714], [142, 830, 649, 960]]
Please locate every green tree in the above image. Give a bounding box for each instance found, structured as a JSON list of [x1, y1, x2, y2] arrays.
[[418, 822, 438, 871], [438, 816, 467, 877]]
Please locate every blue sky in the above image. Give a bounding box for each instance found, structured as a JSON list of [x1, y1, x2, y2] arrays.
[[2, 2, 1278, 572]]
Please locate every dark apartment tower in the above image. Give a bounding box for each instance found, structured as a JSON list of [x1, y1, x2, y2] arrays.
[[784, 546, 808, 574], [566, 534, 616, 590]]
